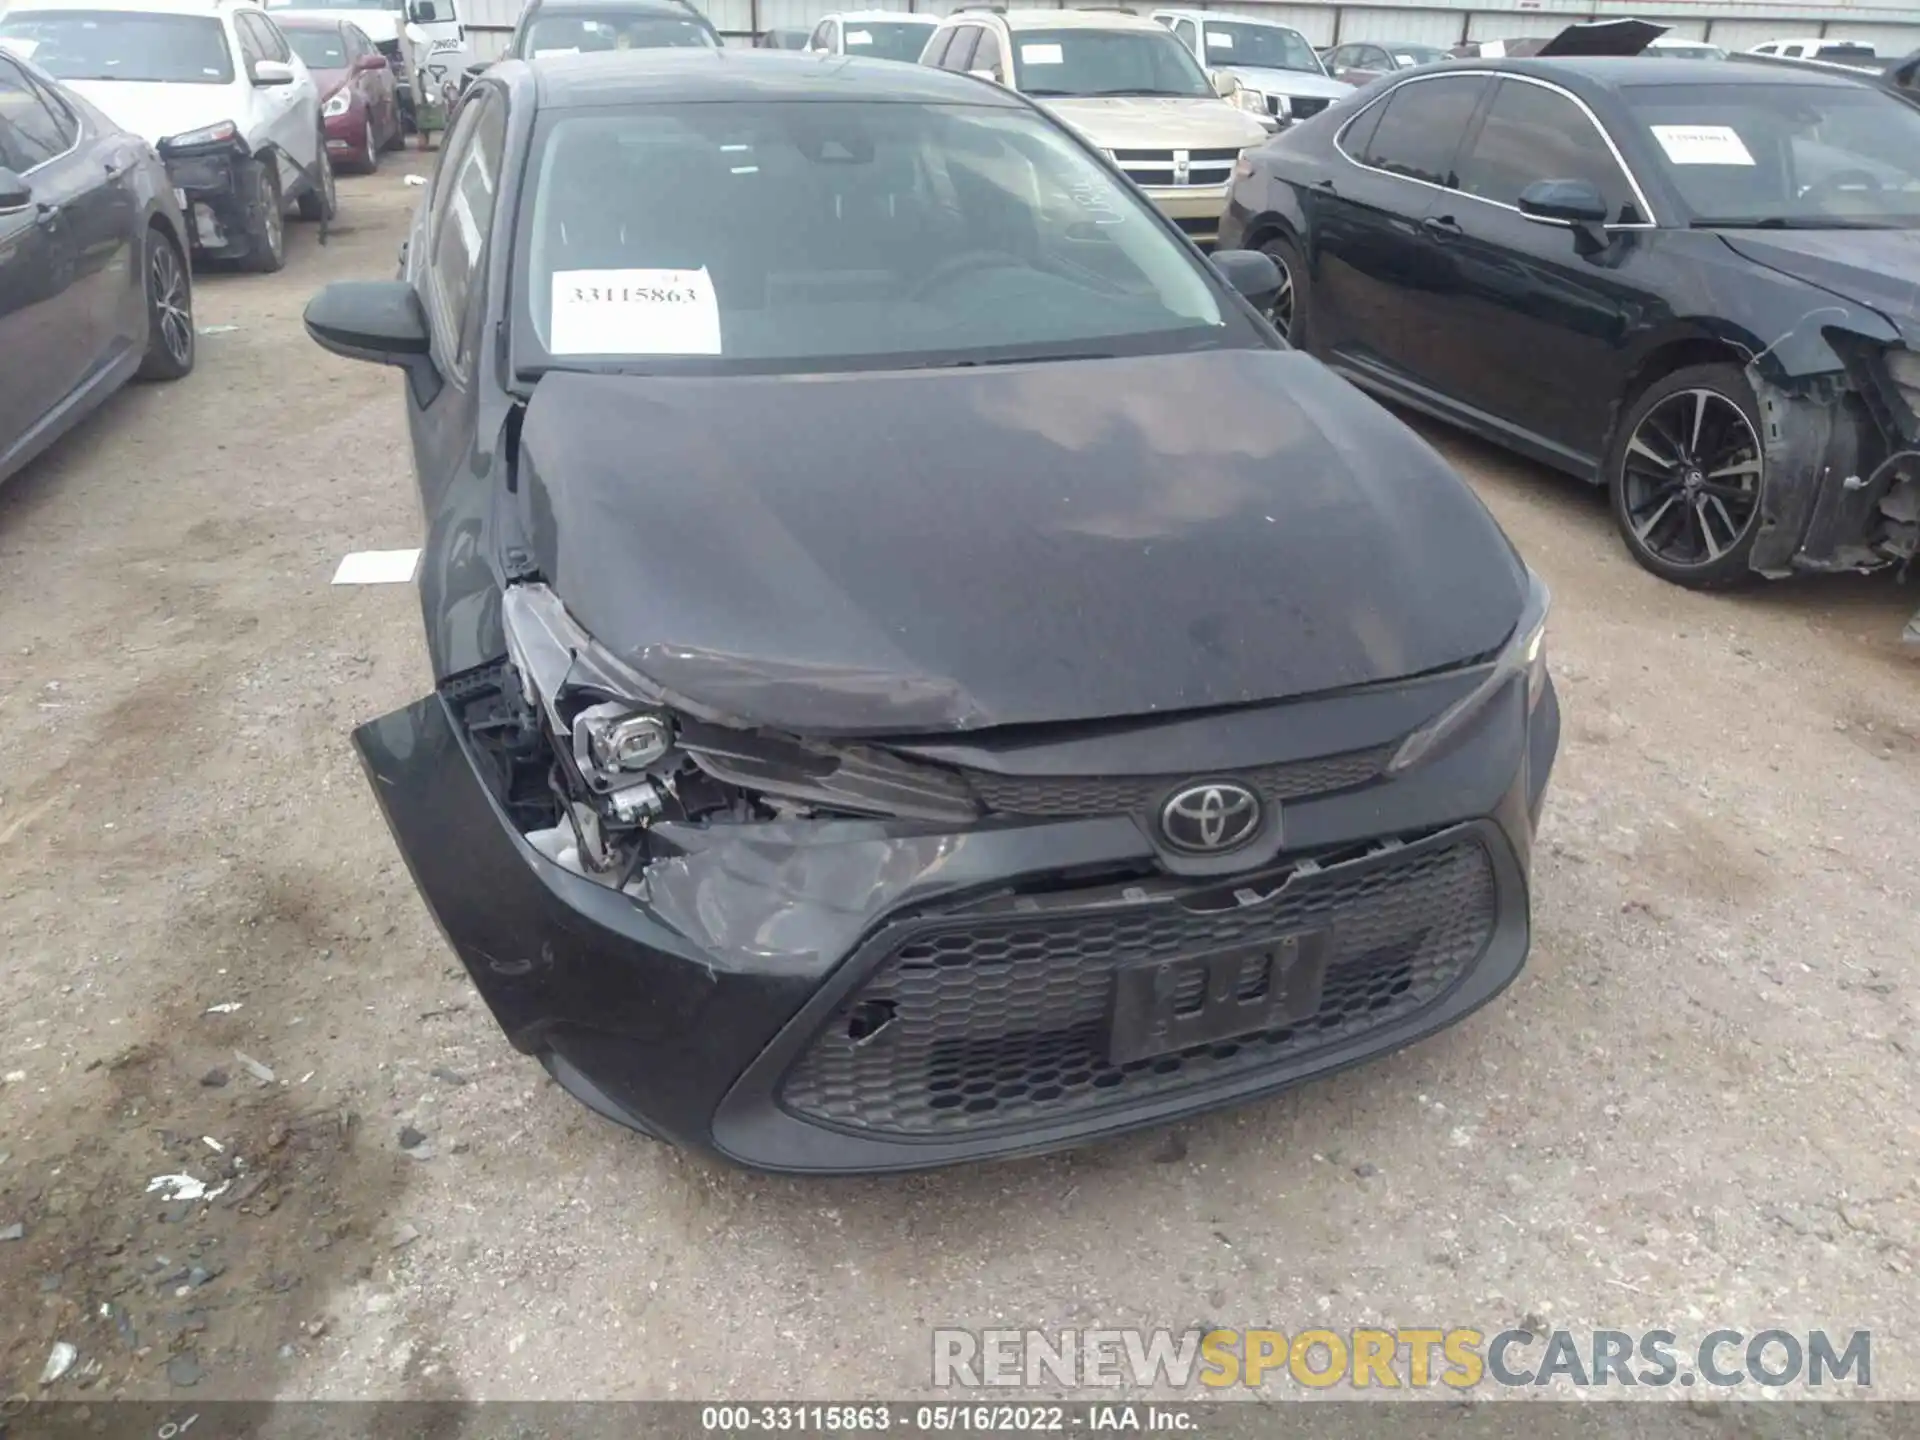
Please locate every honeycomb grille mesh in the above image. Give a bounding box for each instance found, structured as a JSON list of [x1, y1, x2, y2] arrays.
[[780, 836, 1498, 1137], [961, 746, 1389, 819]]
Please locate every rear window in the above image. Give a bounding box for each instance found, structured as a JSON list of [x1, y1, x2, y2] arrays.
[[0, 10, 235, 83], [524, 12, 715, 56]]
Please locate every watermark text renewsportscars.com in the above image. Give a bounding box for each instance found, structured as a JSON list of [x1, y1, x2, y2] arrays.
[[932, 1328, 1872, 1391]]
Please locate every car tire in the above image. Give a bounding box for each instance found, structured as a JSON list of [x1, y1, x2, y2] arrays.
[[360, 117, 380, 173], [1607, 363, 1765, 589], [135, 226, 194, 382], [296, 143, 336, 221], [380, 108, 406, 152], [1258, 232, 1309, 348], [242, 161, 287, 274]]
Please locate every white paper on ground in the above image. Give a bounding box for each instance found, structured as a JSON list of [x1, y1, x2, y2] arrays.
[[1021, 42, 1064, 65], [549, 268, 722, 355], [846, 29, 872, 44], [1649, 124, 1755, 166], [332, 549, 421, 585], [1206, 30, 1233, 47]]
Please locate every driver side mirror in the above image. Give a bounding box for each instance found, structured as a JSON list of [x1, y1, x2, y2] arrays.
[[968, 66, 1001, 84], [1210, 69, 1240, 99], [305, 280, 442, 407], [1210, 248, 1282, 308], [1518, 177, 1610, 253], [251, 58, 295, 85], [355, 52, 390, 71], [0, 166, 30, 212]]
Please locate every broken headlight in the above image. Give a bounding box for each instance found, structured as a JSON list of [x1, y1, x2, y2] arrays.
[[1386, 570, 1549, 776], [1885, 348, 1920, 416], [499, 583, 978, 829]]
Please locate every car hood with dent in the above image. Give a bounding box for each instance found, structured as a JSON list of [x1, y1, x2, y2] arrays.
[[1215, 65, 1350, 100], [511, 349, 1527, 736], [1718, 229, 1920, 344], [60, 79, 243, 146], [1039, 95, 1269, 153]]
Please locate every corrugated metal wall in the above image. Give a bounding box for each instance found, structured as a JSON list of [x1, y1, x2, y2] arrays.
[[463, 0, 1920, 59]]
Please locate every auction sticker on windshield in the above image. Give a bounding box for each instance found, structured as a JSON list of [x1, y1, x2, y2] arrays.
[[1649, 125, 1755, 166], [846, 29, 872, 45], [1021, 42, 1063, 65], [1207, 30, 1233, 47], [550, 268, 722, 355]]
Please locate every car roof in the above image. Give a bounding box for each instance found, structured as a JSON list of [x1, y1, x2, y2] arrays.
[[1448, 54, 1876, 90], [526, 47, 1027, 107], [941, 8, 1171, 34], [527, 0, 707, 14], [4, 0, 254, 14], [1153, 7, 1296, 23], [819, 9, 938, 21]]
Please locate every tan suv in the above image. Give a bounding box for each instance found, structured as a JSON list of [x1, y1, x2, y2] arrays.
[[919, 5, 1269, 244]]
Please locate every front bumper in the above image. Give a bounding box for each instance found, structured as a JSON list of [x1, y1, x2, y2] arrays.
[[1142, 183, 1232, 247], [356, 674, 1559, 1174], [162, 148, 267, 261], [324, 107, 368, 156]]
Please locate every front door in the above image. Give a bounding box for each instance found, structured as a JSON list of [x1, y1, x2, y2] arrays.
[[1417, 75, 1649, 466]]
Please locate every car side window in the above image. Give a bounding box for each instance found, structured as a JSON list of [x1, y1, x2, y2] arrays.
[[971, 27, 1003, 79], [1360, 75, 1487, 186], [1364, 46, 1389, 68], [1781, 44, 1803, 57], [944, 25, 980, 72], [0, 56, 77, 170], [1173, 19, 1196, 51], [819, 20, 838, 52], [428, 91, 506, 374], [923, 27, 955, 68], [1455, 78, 1635, 219], [234, 14, 269, 69], [257, 14, 292, 62]]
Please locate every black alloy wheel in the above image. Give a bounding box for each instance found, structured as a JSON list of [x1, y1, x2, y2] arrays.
[[1258, 234, 1306, 346], [1610, 364, 1764, 588], [244, 161, 287, 273], [136, 228, 194, 381]]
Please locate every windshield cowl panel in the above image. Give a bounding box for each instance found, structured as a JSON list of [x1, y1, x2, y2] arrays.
[[509, 99, 1260, 383]]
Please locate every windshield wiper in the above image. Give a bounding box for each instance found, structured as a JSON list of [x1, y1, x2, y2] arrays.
[[1691, 215, 1897, 230], [910, 352, 1117, 369], [1078, 87, 1201, 97]]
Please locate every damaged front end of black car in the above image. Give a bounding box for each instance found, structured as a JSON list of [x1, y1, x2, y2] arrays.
[[333, 348, 1560, 1174], [307, 59, 1560, 1172]]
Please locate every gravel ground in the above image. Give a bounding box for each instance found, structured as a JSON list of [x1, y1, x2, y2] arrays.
[[1, 151, 1917, 1404]]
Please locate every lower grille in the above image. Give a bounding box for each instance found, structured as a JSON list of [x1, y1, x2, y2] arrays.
[[962, 744, 1389, 818], [1288, 95, 1331, 119], [780, 832, 1499, 1137]]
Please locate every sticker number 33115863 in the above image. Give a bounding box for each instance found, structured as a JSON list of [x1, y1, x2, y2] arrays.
[[549, 267, 724, 355]]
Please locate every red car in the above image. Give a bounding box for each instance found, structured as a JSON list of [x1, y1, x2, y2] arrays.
[[279, 17, 403, 173]]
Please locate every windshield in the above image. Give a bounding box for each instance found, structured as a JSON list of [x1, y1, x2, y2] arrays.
[[841, 20, 935, 62], [0, 10, 233, 82], [1388, 44, 1442, 66], [1625, 81, 1920, 226], [1010, 28, 1211, 97], [267, 0, 402, 10], [524, 12, 715, 54], [1199, 21, 1322, 75], [514, 100, 1244, 376], [284, 26, 349, 68]]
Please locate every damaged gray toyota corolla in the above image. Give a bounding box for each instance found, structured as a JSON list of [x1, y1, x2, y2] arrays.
[[305, 50, 1559, 1172]]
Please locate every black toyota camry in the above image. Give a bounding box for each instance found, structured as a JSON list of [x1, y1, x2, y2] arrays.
[[1223, 52, 1920, 630], [306, 50, 1559, 1172]]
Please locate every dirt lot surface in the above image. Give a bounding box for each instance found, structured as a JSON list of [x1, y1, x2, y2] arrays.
[[2, 150, 1918, 1405]]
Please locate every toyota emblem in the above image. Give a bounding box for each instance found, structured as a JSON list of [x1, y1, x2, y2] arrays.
[[1159, 782, 1261, 854]]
